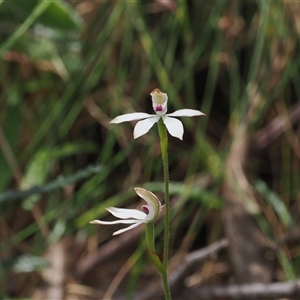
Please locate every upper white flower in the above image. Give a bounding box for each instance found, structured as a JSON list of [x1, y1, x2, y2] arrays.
[[110, 88, 205, 140], [90, 187, 162, 236]]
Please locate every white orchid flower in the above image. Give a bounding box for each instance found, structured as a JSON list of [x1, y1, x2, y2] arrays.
[[90, 187, 162, 236], [110, 88, 205, 140]]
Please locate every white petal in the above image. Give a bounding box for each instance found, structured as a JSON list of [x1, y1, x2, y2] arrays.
[[112, 221, 145, 236], [110, 112, 154, 124], [167, 109, 205, 118], [162, 116, 184, 140], [89, 219, 139, 225], [133, 116, 159, 139], [107, 207, 146, 220]]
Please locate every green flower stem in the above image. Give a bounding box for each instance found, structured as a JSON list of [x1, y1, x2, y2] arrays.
[[144, 119, 172, 300], [145, 222, 171, 300], [158, 118, 170, 267], [161, 268, 171, 300], [145, 222, 164, 273], [158, 118, 171, 300]]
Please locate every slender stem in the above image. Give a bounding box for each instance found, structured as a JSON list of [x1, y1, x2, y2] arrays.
[[144, 118, 172, 300], [145, 222, 155, 252], [161, 270, 171, 300], [158, 118, 171, 300], [145, 223, 171, 300], [145, 223, 164, 273], [158, 118, 170, 268]]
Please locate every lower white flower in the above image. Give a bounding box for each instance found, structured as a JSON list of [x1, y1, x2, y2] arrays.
[[110, 88, 205, 140], [90, 187, 162, 236]]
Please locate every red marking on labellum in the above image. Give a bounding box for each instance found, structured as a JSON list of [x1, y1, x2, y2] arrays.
[[142, 205, 149, 213], [156, 105, 163, 112]]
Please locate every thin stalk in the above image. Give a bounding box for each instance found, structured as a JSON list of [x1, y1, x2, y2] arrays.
[[161, 270, 171, 300], [158, 118, 171, 299], [145, 223, 171, 300], [145, 223, 164, 273]]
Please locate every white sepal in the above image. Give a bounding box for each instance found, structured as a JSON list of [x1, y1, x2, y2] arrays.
[[162, 116, 184, 140], [110, 112, 153, 124], [107, 207, 146, 220], [89, 219, 139, 225], [167, 109, 205, 118], [133, 116, 159, 139], [112, 222, 144, 236]]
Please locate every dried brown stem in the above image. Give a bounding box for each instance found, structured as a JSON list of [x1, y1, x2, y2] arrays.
[[187, 280, 300, 300]]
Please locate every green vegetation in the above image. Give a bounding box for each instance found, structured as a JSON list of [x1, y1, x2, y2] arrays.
[[0, 1, 299, 298]]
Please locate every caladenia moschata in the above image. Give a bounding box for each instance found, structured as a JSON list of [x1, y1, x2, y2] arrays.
[[110, 88, 205, 140], [90, 187, 162, 236], [90, 89, 205, 300]]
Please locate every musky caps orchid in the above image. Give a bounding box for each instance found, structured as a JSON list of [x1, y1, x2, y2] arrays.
[[110, 88, 205, 140], [90, 187, 162, 236]]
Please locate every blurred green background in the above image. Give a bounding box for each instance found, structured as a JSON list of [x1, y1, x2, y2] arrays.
[[0, 0, 299, 299]]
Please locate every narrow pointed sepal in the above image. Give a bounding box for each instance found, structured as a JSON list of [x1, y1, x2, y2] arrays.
[[110, 112, 153, 124], [167, 109, 205, 118]]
